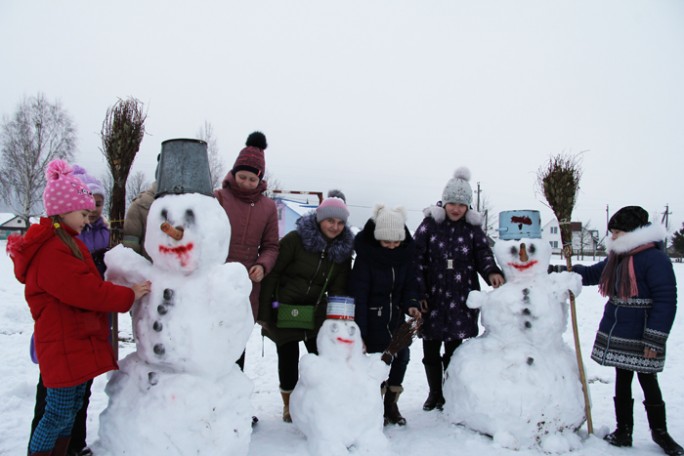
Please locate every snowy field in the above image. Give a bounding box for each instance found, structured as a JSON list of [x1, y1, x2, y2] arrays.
[[1, 240, 682, 456]]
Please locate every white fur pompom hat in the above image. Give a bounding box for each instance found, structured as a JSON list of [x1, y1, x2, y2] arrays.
[[442, 167, 473, 206], [372, 204, 407, 242]]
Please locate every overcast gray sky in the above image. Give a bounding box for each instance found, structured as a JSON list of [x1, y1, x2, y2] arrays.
[[1, 0, 683, 235]]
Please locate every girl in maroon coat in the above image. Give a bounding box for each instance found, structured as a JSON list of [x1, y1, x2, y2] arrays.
[[7, 159, 150, 456], [215, 132, 279, 373]]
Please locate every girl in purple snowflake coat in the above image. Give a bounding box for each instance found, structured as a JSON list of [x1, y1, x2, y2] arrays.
[[413, 167, 504, 412]]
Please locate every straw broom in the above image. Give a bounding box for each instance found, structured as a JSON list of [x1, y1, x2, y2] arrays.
[[538, 153, 593, 434], [101, 97, 146, 358]]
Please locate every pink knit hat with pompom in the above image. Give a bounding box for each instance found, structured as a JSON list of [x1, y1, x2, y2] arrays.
[[43, 159, 95, 216]]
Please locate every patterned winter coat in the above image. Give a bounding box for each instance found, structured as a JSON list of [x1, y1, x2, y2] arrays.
[[572, 223, 676, 373], [257, 212, 354, 346], [215, 172, 280, 319], [7, 218, 134, 388], [350, 218, 420, 352], [78, 216, 110, 277], [413, 206, 502, 341]]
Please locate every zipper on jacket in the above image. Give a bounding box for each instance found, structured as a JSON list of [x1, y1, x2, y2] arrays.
[[603, 305, 619, 364], [305, 250, 326, 297], [386, 267, 396, 340]]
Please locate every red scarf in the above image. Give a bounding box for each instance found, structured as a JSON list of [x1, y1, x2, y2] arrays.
[[598, 242, 655, 298]]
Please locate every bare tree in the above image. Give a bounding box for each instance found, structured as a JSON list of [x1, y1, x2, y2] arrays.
[[196, 120, 225, 189], [126, 171, 148, 207], [263, 170, 282, 198], [0, 93, 77, 220], [100, 171, 113, 218]]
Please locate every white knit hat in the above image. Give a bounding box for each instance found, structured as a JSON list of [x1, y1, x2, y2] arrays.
[[442, 167, 473, 206], [373, 204, 406, 242]]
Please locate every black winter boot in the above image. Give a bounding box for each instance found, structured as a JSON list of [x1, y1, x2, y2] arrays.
[[384, 386, 406, 426], [644, 401, 684, 456], [604, 397, 633, 447], [422, 364, 445, 411]]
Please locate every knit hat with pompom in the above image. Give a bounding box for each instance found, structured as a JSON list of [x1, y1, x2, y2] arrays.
[[232, 131, 267, 179], [442, 167, 473, 206], [316, 197, 349, 223], [43, 159, 95, 216], [72, 164, 106, 197], [373, 204, 406, 242]]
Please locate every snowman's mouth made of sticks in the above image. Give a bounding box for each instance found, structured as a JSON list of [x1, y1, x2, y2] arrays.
[[508, 260, 538, 271], [336, 337, 354, 344]]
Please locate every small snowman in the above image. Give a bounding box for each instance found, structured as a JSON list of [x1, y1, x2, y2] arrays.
[[444, 210, 586, 452], [97, 139, 254, 456], [290, 296, 391, 456]]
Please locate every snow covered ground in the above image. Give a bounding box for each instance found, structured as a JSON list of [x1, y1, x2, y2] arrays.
[[1, 240, 682, 455]]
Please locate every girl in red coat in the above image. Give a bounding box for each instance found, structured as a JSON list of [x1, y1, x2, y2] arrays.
[[7, 159, 151, 456]]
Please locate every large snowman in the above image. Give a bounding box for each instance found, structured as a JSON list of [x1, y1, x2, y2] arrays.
[[444, 210, 586, 452], [290, 297, 391, 456], [96, 139, 254, 455]]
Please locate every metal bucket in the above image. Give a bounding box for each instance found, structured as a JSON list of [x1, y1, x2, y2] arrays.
[[326, 295, 355, 320], [498, 210, 541, 240], [156, 138, 213, 197]]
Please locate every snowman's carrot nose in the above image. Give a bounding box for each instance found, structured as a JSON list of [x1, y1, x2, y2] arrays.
[[161, 222, 184, 240], [519, 243, 528, 262]]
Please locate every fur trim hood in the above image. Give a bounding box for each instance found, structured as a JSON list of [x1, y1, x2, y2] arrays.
[[422, 201, 483, 226], [606, 223, 668, 254], [296, 212, 355, 264]]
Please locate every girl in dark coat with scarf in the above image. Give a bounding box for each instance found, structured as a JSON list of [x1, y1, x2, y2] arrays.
[[258, 196, 354, 422], [569, 206, 682, 455], [350, 204, 421, 426], [414, 167, 504, 412]]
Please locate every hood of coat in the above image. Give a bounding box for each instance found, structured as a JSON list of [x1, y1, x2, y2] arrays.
[[606, 222, 668, 255], [354, 218, 414, 267], [219, 171, 267, 204], [6, 218, 64, 283], [422, 201, 483, 226], [296, 212, 354, 264]]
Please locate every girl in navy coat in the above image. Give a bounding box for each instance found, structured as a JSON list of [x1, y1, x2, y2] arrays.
[[570, 206, 682, 455], [414, 168, 504, 412], [350, 204, 422, 425]]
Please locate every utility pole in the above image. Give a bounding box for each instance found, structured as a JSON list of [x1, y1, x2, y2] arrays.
[[476, 181, 482, 212], [606, 204, 610, 237], [662, 204, 671, 249]]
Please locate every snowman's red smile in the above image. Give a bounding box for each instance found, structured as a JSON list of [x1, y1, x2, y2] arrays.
[[159, 243, 194, 267], [508, 260, 538, 271], [336, 337, 354, 344]]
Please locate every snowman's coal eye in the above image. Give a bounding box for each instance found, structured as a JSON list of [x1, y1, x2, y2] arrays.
[[348, 326, 356, 336], [510, 246, 518, 256], [184, 209, 195, 226], [529, 243, 536, 254], [161, 209, 169, 221], [330, 323, 339, 333]]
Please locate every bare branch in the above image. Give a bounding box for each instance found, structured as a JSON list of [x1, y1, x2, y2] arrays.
[[0, 93, 77, 219]]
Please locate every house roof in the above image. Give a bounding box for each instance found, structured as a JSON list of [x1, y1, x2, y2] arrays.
[[0, 213, 17, 225], [275, 197, 318, 217]]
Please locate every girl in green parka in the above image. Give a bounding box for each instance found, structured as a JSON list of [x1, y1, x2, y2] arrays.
[[258, 195, 354, 422]]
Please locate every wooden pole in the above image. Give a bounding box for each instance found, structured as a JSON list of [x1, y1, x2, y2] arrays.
[[563, 244, 594, 434]]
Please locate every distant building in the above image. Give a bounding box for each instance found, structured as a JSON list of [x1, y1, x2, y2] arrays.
[[0, 213, 29, 240], [274, 197, 318, 239], [542, 218, 601, 258]]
